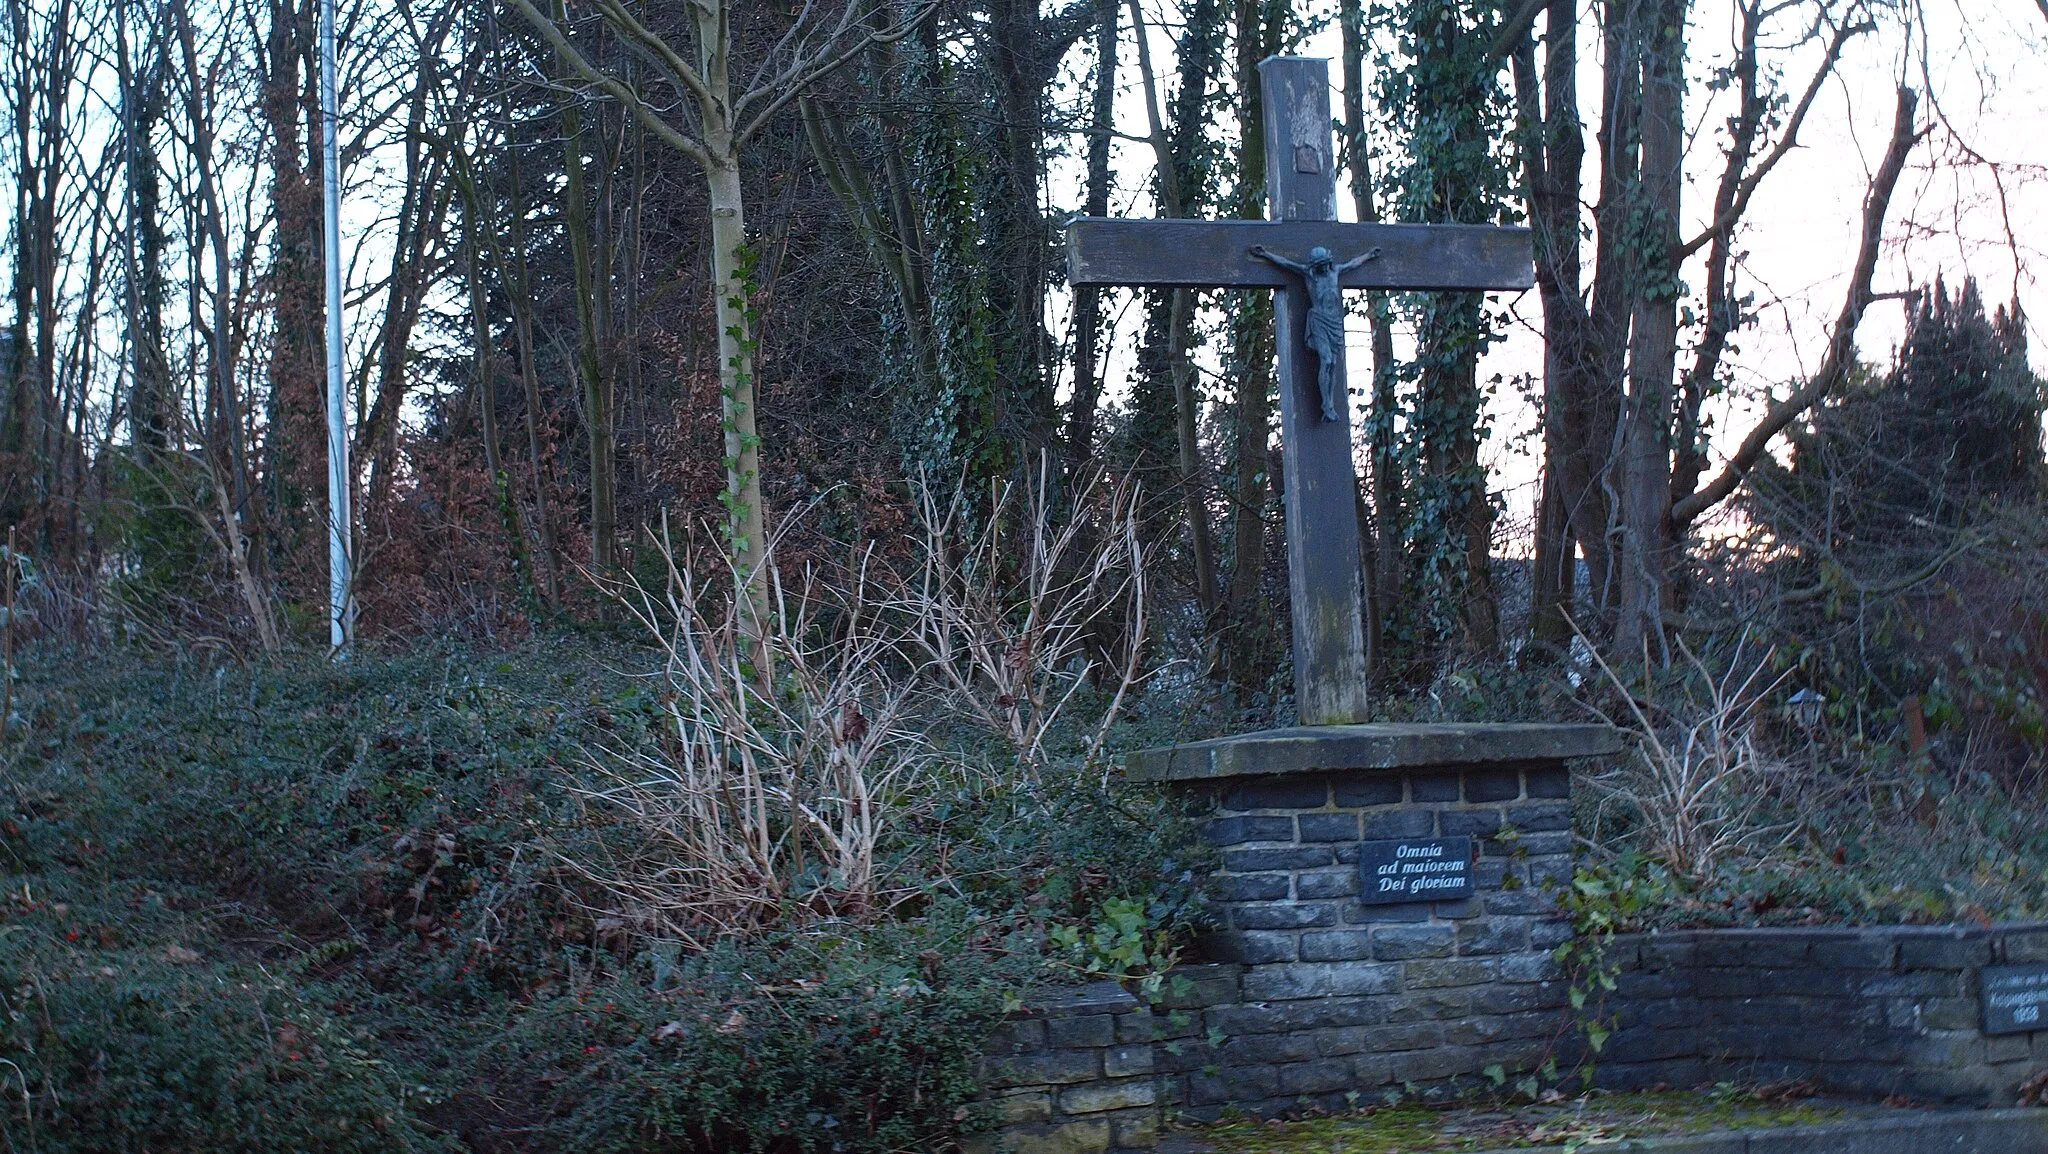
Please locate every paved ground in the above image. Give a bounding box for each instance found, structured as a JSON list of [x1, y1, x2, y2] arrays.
[[1158, 1095, 2048, 1153]]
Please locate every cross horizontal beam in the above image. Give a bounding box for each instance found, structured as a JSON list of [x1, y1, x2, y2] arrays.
[[1066, 218, 1534, 292]]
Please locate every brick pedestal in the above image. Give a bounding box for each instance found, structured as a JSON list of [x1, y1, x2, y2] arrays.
[[1128, 722, 1619, 1118]]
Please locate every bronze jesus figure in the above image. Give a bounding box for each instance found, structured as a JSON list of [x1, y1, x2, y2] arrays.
[[1248, 244, 1381, 422]]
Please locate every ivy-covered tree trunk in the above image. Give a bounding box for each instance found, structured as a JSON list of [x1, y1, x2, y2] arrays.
[[1338, 0, 1399, 678], [1613, 0, 1684, 658], [262, 0, 321, 605], [1219, 0, 1284, 694], [117, 0, 169, 456], [1377, 0, 1512, 667], [985, 0, 1086, 465], [1064, 0, 1118, 467]]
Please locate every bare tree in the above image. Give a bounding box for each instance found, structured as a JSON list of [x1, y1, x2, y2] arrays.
[[506, 0, 934, 658], [1508, 0, 1917, 660], [1125, 0, 1221, 624], [173, 0, 279, 649]]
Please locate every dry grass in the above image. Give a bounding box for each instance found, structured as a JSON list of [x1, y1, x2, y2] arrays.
[[568, 523, 926, 943], [900, 461, 1150, 777], [1580, 633, 1800, 881], [563, 467, 1154, 943]]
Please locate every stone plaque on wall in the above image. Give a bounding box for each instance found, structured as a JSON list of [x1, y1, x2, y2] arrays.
[[1358, 836, 1474, 904], [1983, 964, 2048, 1035]]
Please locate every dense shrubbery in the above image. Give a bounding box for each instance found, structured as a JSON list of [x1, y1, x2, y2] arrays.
[[0, 936, 452, 1154], [0, 644, 1208, 1152], [1539, 281, 2048, 933]]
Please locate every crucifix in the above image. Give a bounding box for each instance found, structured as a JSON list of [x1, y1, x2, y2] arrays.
[[1067, 56, 1532, 726]]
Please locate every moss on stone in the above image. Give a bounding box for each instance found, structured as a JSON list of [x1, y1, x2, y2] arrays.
[[1191, 1089, 1849, 1152]]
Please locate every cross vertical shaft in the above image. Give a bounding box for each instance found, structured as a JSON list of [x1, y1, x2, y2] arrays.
[[1261, 56, 1371, 724]]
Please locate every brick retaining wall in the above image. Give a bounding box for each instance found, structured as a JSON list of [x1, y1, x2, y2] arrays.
[[974, 982, 1163, 1154], [976, 922, 2048, 1152], [1600, 922, 2048, 1105], [973, 722, 2048, 1151]]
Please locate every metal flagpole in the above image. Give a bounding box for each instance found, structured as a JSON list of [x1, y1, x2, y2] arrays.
[[320, 0, 354, 656]]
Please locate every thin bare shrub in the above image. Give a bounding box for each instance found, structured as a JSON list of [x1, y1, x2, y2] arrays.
[[570, 522, 925, 944], [565, 466, 1155, 945], [1581, 632, 1798, 881], [900, 460, 1151, 776]]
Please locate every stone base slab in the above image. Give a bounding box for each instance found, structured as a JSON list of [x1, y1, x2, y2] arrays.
[[1123, 722, 1621, 782]]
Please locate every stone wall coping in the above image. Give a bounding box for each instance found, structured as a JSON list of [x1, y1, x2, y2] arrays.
[[1020, 980, 1139, 1017], [1124, 722, 1623, 782], [1611, 921, 2048, 943]]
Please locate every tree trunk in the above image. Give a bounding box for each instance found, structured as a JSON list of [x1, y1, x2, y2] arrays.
[[1574, 0, 1644, 629], [464, 223, 536, 612], [552, 8, 617, 574], [985, 0, 1057, 457], [1516, 0, 1583, 653], [1220, 0, 1282, 691], [117, 0, 169, 455], [1125, 0, 1220, 623], [1401, 1, 1502, 659], [1613, 0, 1683, 660], [362, 16, 454, 513], [704, 132, 770, 670], [176, 0, 275, 648], [1338, 0, 1398, 677], [799, 92, 939, 393], [483, 6, 562, 605], [1064, 0, 1118, 467], [263, 0, 325, 601]]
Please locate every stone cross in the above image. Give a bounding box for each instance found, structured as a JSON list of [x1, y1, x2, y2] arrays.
[[1066, 56, 1532, 725]]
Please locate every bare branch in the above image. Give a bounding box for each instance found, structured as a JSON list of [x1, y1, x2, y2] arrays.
[[1677, 4, 1870, 261], [734, 1, 939, 146], [1671, 86, 1923, 531], [1486, 0, 1548, 61], [1780, 530, 1990, 604], [1125, 0, 1183, 217], [590, 0, 714, 111], [501, 0, 712, 168]]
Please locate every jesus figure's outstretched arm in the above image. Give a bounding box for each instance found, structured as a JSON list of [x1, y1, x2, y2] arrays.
[[1336, 247, 1383, 273], [1247, 245, 1309, 275]]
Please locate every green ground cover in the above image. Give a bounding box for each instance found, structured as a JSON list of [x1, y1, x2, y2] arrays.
[[2, 628, 2039, 1152], [0, 642, 1207, 1153]]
